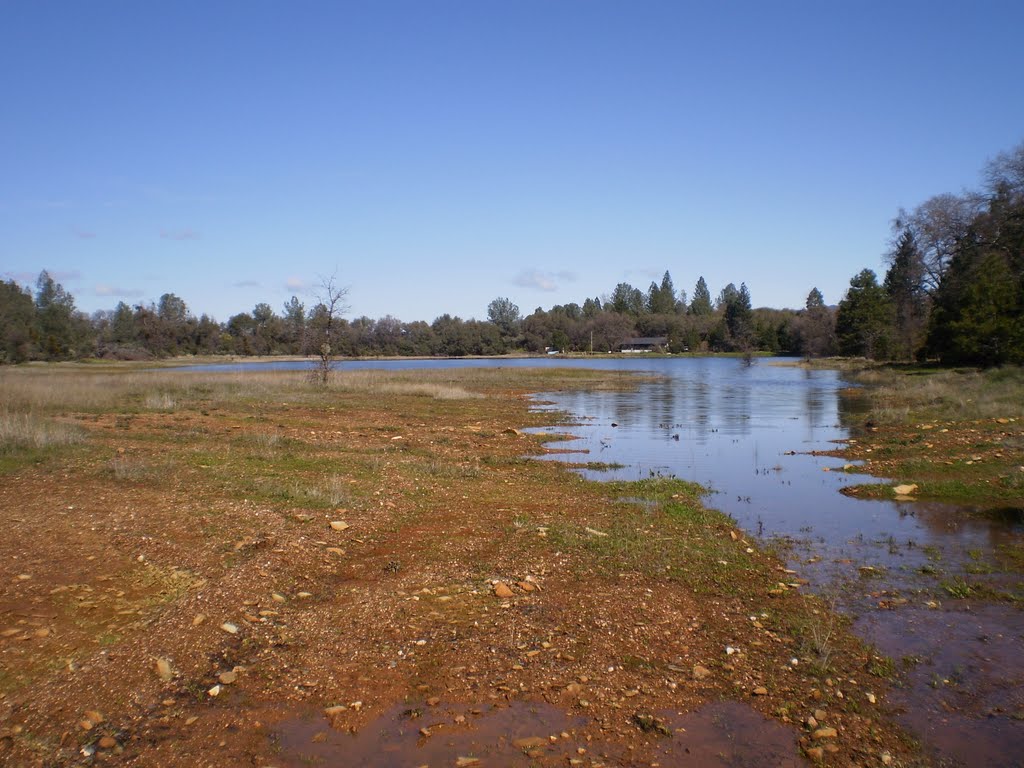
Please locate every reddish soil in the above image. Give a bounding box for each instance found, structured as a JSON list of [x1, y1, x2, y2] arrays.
[[1, 380, 920, 766]]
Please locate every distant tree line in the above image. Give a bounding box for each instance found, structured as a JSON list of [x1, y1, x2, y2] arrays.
[[835, 141, 1023, 365], [0, 267, 839, 363], [1, 143, 1018, 366]]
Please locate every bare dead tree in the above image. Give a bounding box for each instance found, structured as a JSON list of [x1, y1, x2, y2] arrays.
[[308, 272, 350, 385], [891, 193, 980, 295]]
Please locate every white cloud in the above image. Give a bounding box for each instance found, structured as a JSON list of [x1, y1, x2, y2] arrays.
[[512, 270, 577, 292], [625, 268, 664, 282], [95, 284, 144, 298], [284, 276, 311, 292]]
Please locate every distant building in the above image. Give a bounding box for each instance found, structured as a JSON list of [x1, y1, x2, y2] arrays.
[[619, 336, 668, 353]]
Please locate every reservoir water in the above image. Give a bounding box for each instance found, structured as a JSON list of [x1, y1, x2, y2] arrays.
[[524, 356, 1023, 768]]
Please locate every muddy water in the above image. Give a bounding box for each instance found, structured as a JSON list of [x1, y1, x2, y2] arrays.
[[271, 699, 803, 767], [525, 357, 1024, 767]]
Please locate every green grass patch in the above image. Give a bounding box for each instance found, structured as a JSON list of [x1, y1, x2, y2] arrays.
[[544, 476, 760, 595]]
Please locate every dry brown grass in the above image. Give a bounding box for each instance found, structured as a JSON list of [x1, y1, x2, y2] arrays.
[[0, 408, 85, 452], [850, 366, 1024, 423]]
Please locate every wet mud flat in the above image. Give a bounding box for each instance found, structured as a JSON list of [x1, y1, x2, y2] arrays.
[[0, 366, 916, 766]]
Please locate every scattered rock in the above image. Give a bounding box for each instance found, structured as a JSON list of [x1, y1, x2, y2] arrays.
[[329, 521, 350, 531], [218, 671, 238, 684], [192, 614, 206, 626], [752, 686, 768, 696], [517, 581, 536, 592], [155, 658, 174, 682], [806, 746, 824, 761], [97, 736, 117, 750], [892, 483, 918, 496], [692, 665, 712, 681], [812, 727, 838, 740], [513, 736, 547, 749], [632, 713, 671, 736], [208, 684, 222, 697], [456, 758, 480, 767], [220, 623, 238, 635], [272, 593, 287, 603], [493, 582, 514, 598], [585, 527, 609, 537]]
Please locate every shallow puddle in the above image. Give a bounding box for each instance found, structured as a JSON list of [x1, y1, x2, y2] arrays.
[[856, 604, 1024, 768], [659, 701, 805, 766], [271, 700, 586, 767], [269, 698, 805, 767]]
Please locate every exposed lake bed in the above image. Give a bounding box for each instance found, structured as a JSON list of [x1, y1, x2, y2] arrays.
[[0, 358, 1019, 766]]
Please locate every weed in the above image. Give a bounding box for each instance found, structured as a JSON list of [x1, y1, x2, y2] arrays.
[[143, 392, 176, 410], [940, 577, 974, 599], [868, 655, 896, 678], [109, 455, 153, 482], [0, 408, 85, 453]]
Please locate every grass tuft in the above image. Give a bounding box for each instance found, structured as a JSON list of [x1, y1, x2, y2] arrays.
[[0, 408, 85, 453]]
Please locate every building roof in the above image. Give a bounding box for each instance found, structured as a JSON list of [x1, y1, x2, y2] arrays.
[[622, 336, 668, 346]]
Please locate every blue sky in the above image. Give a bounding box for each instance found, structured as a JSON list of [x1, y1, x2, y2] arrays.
[[3, 1, 1023, 323]]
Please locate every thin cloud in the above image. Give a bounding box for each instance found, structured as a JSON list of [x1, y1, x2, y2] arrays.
[[50, 270, 82, 282], [3, 271, 37, 285], [160, 228, 200, 241], [95, 284, 144, 298], [512, 270, 577, 292], [74, 229, 97, 239], [625, 268, 664, 282], [284, 277, 312, 293], [3, 269, 81, 284]]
